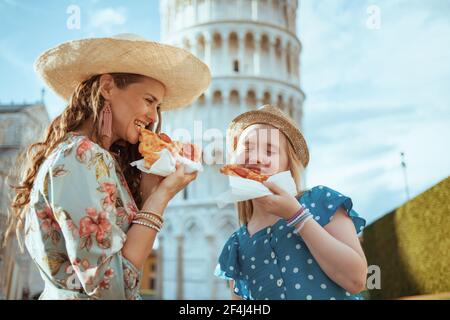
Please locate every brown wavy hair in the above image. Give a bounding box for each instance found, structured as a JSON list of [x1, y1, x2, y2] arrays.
[[3, 73, 162, 249]]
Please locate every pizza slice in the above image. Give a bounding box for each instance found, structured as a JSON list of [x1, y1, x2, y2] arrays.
[[220, 164, 270, 183], [138, 128, 201, 168]]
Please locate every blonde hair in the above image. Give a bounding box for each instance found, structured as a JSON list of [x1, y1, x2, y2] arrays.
[[236, 138, 305, 225], [3, 73, 162, 250]]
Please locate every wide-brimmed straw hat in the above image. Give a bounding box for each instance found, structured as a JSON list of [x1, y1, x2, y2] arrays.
[[227, 104, 310, 168], [34, 33, 211, 110]]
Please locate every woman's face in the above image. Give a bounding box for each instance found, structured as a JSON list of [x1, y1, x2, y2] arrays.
[[100, 74, 165, 144], [234, 124, 290, 176]]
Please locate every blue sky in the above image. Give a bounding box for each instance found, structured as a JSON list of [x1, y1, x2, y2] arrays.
[[1, 0, 449, 224]]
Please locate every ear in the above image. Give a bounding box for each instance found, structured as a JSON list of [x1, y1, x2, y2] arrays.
[[99, 74, 115, 100]]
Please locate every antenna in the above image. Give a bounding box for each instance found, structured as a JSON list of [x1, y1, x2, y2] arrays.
[[400, 152, 410, 201], [40, 88, 46, 104]]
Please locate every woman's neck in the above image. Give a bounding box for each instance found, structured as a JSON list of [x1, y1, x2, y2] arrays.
[[73, 117, 119, 150]]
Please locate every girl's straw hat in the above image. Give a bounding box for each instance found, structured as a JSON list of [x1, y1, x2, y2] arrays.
[[227, 104, 310, 168], [34, 33, 211, 110]]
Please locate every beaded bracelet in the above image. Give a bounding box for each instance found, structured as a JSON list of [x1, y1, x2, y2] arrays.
[[296, 215, 314, 233], [287, 209, 309, 227], [132, 219, 161, 233], [291, 211, 311, 228], [137, 211, 164, 223], [135, 213, 163, 227], [292, 213, 313, 234], [287, 208, 310, 227], [286, 205, 305, 224]]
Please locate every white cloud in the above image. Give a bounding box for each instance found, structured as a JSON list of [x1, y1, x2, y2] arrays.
[[298, 0, 450, 224], [89, 7, 127, 35]]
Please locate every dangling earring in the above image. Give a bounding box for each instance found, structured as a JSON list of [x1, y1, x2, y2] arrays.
[[98, 101, 113, 138]]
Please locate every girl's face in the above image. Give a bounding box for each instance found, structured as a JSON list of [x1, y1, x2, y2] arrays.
[[100, 74, 165, 144], [234, 124, 290, 175]]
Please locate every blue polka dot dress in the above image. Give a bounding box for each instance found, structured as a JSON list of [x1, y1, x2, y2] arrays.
[[214, 185, 366, 300]]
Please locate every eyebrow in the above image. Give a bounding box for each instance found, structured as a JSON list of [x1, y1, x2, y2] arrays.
[[146, 93, 158, 102], [243, 140, 278, 150], [146, 93, 162, 107]]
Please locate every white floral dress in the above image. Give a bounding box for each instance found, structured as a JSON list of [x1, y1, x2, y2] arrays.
[[25, 132, 141, 299]]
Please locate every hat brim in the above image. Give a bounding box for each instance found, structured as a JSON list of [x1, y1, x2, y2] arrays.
[[34, 37, 211, 111]]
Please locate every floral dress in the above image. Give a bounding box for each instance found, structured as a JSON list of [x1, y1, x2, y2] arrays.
[[214, 186, 367, 300], [25, 132, 141, 299]]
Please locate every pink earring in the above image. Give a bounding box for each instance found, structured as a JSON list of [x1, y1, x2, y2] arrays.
[[98, 101, 113, 138]]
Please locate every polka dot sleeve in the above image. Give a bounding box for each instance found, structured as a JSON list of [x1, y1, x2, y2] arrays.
[[308, 186, 366, 235], [214, 233, 250, 299]]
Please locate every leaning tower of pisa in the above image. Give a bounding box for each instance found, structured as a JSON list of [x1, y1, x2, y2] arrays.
[[157, 0, 305, 299]]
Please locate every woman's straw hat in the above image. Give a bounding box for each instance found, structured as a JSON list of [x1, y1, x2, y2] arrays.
[[34, 33, 211, 110], [227, 104, 310, 168]]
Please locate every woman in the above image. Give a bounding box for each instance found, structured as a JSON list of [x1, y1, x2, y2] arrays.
[[3, 34, 211, 299]]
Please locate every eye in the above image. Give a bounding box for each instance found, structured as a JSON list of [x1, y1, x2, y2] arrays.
[[145, 98, 156, 105]]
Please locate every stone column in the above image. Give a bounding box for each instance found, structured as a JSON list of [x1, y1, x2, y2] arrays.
[[254, 34, 261, 76], [221, 32, 227, 76], [206, 233, 216, 300], [238, 32, 245, 76], [175, 235, 184, 300], [251, 0, 258, 20], [270, 38, 277, 79], [204, 33, 212, 68], [280, 40, 286, 81], [156, 236, 164, 299], [193, 0, 198, 24], [206, 0, 211, 21]]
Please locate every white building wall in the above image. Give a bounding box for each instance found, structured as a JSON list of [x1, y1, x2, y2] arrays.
[[0, 103, 49, 299]]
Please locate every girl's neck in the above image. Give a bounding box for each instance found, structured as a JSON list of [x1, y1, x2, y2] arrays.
[[247, 201, 281, 236]]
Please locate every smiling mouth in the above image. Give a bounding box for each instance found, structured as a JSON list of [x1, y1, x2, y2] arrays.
[[134, 119, 149, 130]]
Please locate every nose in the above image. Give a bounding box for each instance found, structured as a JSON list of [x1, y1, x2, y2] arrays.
[[258, 152, 271, 166], [245, 149, 270, 167], [145, 105, 158, 124]]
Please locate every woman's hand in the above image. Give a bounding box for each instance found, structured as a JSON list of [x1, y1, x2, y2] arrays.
[[140, 162, 198, 214], [156, 162, 198, 199], [140, 173, 163, 203], [252, 181, 302, 220]]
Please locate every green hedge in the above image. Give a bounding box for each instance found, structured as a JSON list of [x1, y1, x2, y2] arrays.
[[362, 176, 450, 299]]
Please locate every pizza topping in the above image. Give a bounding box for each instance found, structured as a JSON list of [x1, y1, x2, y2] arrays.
[[220, 164, 270, 183], [138, 128, 200, 168]]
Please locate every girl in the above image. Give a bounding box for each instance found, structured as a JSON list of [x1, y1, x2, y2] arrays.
[[4, 34, 210, 299], [215, 105, 367, 300]]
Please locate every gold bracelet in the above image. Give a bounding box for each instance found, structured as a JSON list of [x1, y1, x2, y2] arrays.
[[132, 219, 161, 233], [136, 212, 163, 223], [138, 210, 164, 223], [135, 214, 163, 228], [132, 219, 161, 232]]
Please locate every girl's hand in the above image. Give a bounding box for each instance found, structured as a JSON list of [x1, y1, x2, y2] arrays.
[[253, 181, 302, 220]]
